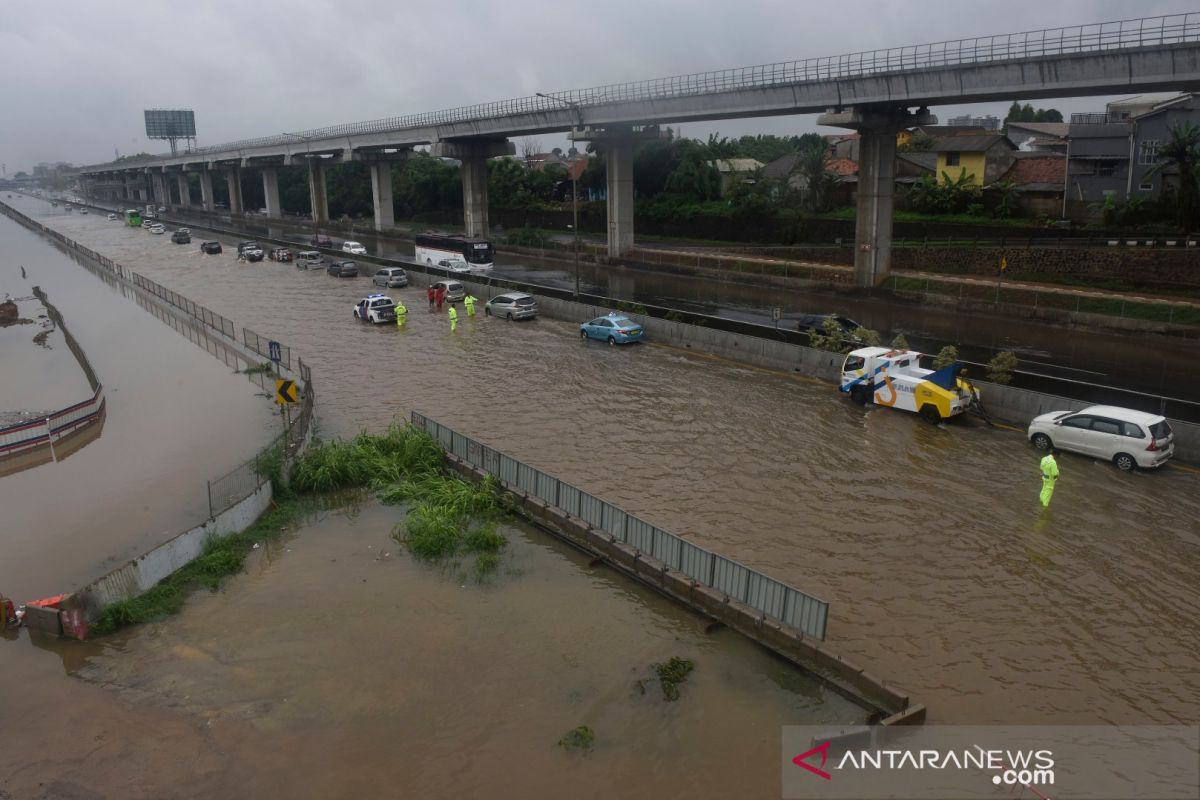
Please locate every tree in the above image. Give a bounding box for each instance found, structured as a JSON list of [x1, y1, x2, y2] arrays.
[[791, 140, 836, 213], [986, 350, 1019, 384], [897, 132, 937, 153], [1147, 120, 1200, 230], [933, 346, 959, 369], [520, 138, 542, 168], [1003, 101, 1063, 128]]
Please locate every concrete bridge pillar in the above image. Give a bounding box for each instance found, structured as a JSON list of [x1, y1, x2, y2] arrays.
[[572, 126, 664, 259], [307, 159, 329, 224], [199, 170, 215, 212], [369, 161, 394, 231], [225, 170, 243, 214], [174, 173, 190, 207], [430, 139, 514, 238], [262, 169, 281, 217], [818, 105, 936, 287]]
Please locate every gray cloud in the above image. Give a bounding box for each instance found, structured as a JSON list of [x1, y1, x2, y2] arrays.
[[0, 0, 1189, 170]]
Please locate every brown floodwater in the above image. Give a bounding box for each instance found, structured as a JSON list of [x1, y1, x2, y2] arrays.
[[3, 193, 1198, 793], [0, 503, 864, 799]]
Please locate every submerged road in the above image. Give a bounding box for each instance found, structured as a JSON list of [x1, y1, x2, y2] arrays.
[[14, 194, 1200, 728], [156, 207, 1200, 405]]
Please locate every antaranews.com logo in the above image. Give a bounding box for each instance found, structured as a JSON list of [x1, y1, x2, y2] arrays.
[[781, 725, 1199, 800]]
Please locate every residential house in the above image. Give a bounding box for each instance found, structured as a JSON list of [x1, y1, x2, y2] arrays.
[[999, 152, 1066, 216], [931, 135, 1016, 185], [823, 134, 859, 161], [1005, 122, 1069, 153], [710, 158, 764, 195], [896, 152, 937, 179], [1126, 93, 1200, 196]]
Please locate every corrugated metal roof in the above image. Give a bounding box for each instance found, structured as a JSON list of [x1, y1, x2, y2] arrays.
[[931, 135, 1014, 152]]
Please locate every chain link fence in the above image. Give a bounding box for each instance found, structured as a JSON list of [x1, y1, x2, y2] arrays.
[[410, 411, 829, 640]]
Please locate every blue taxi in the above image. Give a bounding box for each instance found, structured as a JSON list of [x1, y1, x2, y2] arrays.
[[580, 313, 644, 345]]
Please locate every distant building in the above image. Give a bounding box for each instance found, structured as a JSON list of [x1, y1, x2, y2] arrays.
[[823, 134, 860, 161], [945, 114, 1001, 130], [999, 152, 1066, 216], [1005, 122, 1069, 153], [709, 158, 764, 194], [1125, 94, 1200, 196], [930, 134, 1017, 185]]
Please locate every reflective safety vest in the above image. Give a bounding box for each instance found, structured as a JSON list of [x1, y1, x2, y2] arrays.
[[1040, 454, 1059, 482], [448, 307, 458, 320]]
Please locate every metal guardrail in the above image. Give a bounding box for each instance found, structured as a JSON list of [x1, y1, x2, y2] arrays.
[[410, 411, 829, 640], [77, 13, 1200, 172]]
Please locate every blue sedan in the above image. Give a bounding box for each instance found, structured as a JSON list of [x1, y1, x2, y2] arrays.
[[580, 313, 644, 345]]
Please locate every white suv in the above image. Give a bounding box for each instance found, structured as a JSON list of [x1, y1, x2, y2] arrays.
[[342, 241, 367, 255], [1027, 405, 1174, 471]]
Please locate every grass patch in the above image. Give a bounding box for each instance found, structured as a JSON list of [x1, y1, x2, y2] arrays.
[[557, 725, 595, 751], [241, 361, 274, 374], [654, 657, 696, 702], [90, 499, 308, 635]]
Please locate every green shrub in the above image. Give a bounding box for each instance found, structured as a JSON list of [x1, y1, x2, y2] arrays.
[[987, 350, 1019, 384], [933, 346, 959, 369]]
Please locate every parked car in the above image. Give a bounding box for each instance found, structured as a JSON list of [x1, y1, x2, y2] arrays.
[[200, 241, 223, 254], [432, 280, 465, 303], [580, 313, 644, 345], [438, 258, 472, 274], [327, 259, 359, 278], [354, 294, 397, 323], [268, 247, 294, 262], [171, 230, 191, 244], [1027, 405, 1174, 471], [372, 267, 408, 288], [485, 292, 538, 321], [342, 241, 367, 255], [312, 233, 333, 247], [295, 250, 325, 269], [797, 313, 862, 336]]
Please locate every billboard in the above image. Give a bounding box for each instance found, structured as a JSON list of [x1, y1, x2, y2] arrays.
[[144, 109, 196, 139]]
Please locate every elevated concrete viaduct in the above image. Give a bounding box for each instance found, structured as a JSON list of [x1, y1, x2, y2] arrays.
[[75, 14, 1200, 284]]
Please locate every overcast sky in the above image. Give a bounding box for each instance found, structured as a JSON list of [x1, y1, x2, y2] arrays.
[[0, 0, 1190, 172]]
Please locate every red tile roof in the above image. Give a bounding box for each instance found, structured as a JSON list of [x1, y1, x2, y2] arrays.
[[826, 157, 858, 177], [1002, 154, 1065, 186]]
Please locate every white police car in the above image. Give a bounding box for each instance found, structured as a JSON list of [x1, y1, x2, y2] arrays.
[[354, 294, 397, 324]]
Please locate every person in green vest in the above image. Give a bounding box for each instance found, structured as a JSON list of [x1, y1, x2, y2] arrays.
[[448, 304, 458, 332], [394, 299, 407, 327], [463, 294, 477, 317], [1039, 448, 1060, 508]]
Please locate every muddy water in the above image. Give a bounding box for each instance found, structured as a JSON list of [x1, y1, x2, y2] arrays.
[[0, 503, 862, 799], [0, 290, 92, 413], [0, 210, 278, 600], [16, 195, 1200, 732]]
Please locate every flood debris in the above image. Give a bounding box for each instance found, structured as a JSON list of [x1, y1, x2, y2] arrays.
[[652, 656, 696, 701], [557, 725, 595, 751]]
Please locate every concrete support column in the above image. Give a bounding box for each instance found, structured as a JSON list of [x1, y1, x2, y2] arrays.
[[225, 170, 243, 214], [176, 173, 191, 207], [817, 105, 936, 287], [307, 159, 329, 224], [137, 187, 148, 202], [430, 139, 514, 238], [262, 168, 281, 217], [606, 140, 635, 257], [199, 170, 215, 212], [369, 161, 394, 231]]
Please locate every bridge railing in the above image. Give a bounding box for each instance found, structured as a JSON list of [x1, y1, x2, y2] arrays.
[[77, 13, 1200, 172]]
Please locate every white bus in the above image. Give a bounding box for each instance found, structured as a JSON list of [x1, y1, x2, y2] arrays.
[[414, 233, 494, 270]]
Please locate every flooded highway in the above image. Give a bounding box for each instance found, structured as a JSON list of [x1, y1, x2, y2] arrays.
[[177, 209, 1200, 403], [19, 193, 1197, 732]]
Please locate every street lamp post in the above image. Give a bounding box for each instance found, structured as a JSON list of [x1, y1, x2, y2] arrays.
[[536, 93, 584, 298]]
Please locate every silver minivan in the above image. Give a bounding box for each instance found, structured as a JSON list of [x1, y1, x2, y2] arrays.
[[372, 267, 409, 288], [433, 280, 466, 303], [485, 292, 538, 320], [296, 250, 325, 270]]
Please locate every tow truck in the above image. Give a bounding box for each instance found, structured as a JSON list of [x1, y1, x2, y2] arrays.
[[840, 347, 980, 422]]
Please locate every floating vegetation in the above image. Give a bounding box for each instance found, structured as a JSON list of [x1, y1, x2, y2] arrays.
[[653, 656, 696, 701], [557, 725, 595, 751], [241, 361, 275, 375]]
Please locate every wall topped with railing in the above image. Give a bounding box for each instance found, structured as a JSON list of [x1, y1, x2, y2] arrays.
[[411, 411, 829, 640]]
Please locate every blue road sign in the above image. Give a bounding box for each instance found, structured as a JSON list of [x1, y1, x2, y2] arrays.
[[268, 340, 282, 363]]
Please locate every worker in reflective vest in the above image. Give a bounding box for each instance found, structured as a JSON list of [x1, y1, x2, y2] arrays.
[[463, 294, 477, 316], [1039, 449, 1060, 508], [395, 300, 407, 327], [448, 304, 458, 332]]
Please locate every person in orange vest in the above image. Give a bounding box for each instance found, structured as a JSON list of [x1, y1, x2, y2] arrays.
[[427, 285, 435, 310], [435, 285, 446, 311]]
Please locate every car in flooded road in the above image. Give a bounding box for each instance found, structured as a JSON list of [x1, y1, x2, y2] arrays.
[[200, 241, 222, 254], [327, 260, 359, 278], [432, 280, 465, 303], [171, 230, 191, 244], [372, 267, 408, 288], [295, 251, 325, 270], [312, 233, 333, 247], [353, 294, 397, 323], [1028, 405, 1174, 471], [342, 241, 367, 255], [580, 313, 644, 345], [485, 292, 538, 321]]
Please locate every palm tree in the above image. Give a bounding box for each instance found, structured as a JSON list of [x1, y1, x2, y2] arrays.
[[789, 141, 836, 213], [1148, 121, 1200, 231]]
